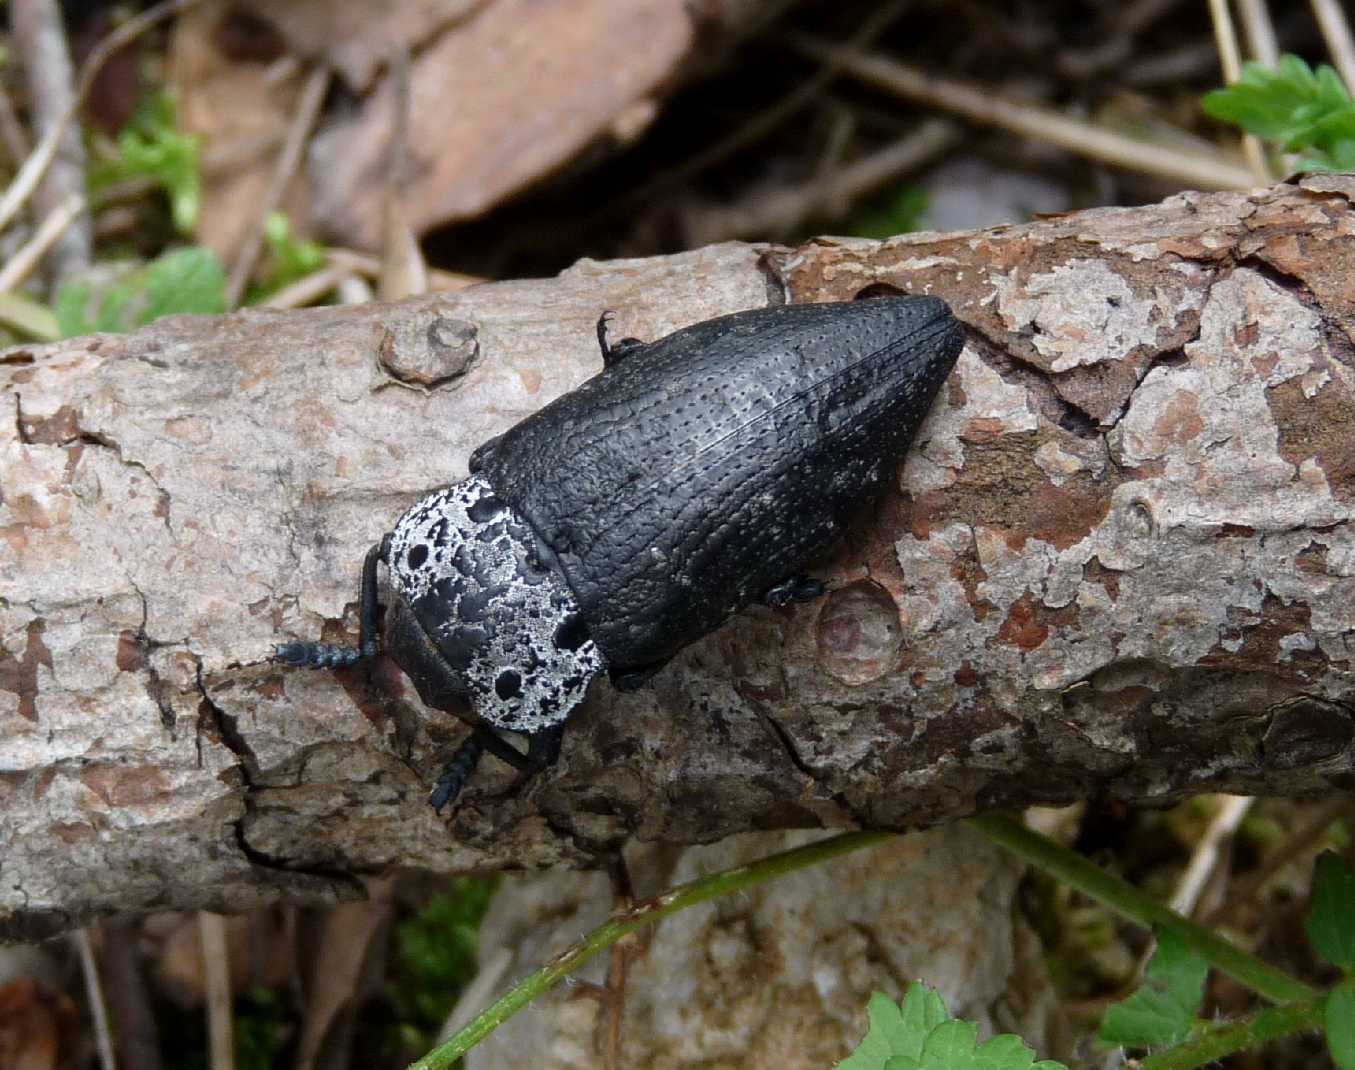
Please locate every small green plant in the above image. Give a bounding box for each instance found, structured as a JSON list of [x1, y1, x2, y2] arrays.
[[387, 878, 496, 1054], [1084, 850, 1354, 1069], [836, 984, 1066, 1070], [55, 246, 226, 336], [849, 184, 930, 240], [1202, 54, 1355, 171], [234, 987, 290, 1070], [248, 212, 327, 303], [1098, 930, 1208, 1049], [89, 90, 201, 234]]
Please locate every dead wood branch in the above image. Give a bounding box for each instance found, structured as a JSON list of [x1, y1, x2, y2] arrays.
[[3, 176, 1354, 939]]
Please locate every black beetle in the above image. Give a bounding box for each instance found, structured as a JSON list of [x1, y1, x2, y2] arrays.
[[277, 293, 963, 809]]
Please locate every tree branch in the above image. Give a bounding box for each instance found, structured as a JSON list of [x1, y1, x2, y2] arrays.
[[2, 176, 1353, 939]]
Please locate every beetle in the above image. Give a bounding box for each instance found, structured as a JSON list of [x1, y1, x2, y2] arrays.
[[276, 293, 963, 810]]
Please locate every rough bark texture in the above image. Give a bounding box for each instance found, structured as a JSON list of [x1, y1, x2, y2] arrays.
[[2, 177, 1354, 940]]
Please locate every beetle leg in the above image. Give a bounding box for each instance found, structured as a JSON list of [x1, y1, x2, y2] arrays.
[[429, 722, 559, 812], [525, 723, 565, 770], [609, 659, 669, 691], [595, 310, 645, 368], [429, 729, 486, 813], [763, 574, 827, 608], [357, 535, 392, 657], [274, 538, 390, 668]]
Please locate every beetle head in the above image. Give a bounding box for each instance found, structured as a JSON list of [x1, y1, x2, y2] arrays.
[[384, 473, 604, 733]]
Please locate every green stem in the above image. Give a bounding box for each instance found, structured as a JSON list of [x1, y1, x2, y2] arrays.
[[408, 830, 894, 1070], [965, 813, 1316, 1004], [1139, 999, 1325, 1070]]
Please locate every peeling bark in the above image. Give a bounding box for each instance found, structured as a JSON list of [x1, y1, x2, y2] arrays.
[[2, 178, 1354, 939]]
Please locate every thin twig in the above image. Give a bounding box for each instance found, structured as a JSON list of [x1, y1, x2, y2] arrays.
[[1170, 795, 1255, 917], [1312, 0, 1355, 93], [326, 246, 480, 292], [1237, 0, 1280, 67], [0, 191, 84, 293], [378, 46, 427, 302], [437, 948, 513, 1044], [102, 916, 163, 1070], [0, 290, 60, 338], [968, 814, 1316, 1005], [1205, 0, 1271, 182], [225, 63, 330, 309], [0, 81, 31, 165], [198, 912, 234, 1070], [259, 263, 348, 308], [684, 118, 959, 245], [9, 0, 92, 284], [72, 927, 117, 1070], [1124, 41, 1224, 87], [336, 274, 373, 305], [1201, 796, 1352, 927], [616, 0, 914, 213], [788, 37, 1258, 190], [411, 832, 895, 1069], [597, 855, 638, 1070], [0, 0, 196, 239]]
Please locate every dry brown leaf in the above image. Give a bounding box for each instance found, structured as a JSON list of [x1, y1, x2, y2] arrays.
[[308, 0, 695, 248], [294, 878, 398, 1070], [168, 1, 312, 265], [235, 0, 487, 91], [154, 911, 291, 1005], [0, 978, 77, 1070]]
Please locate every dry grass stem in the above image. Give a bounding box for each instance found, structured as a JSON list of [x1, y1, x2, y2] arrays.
[[0, 289, 59, 338], [686, 118, 958, 245], [10, 0, 92, 282], [1170, 795, 1255, 917], [1237, 0, 1280, 67], [225, 64, 330, 309], [791, 38, 1258, 190], [1206, 0, 1271, 182], [0, 190, 84, 293], [618, 0, 913, 213], [1312, 0, 1355, 93], [0, 0, 196, 241], [72, 927, 116, 1070], [259, 263, 348, 309], [1202, 796, 1353, 927], [326, 246, 481, 292], [378, 46, 428, 302], [197, 912, 234, 1070], [0, 81, 31, 164], [336, 274, 373, 304]]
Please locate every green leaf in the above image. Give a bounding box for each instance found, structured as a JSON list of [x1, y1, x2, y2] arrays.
[[52, 247, 226, 338], [88, 90, 201, 234], [1099, 928, 1208, 1048], [1329, 981, 1355, 1069], [838, 985, 1067, 1070], [136, 246, 225, 325], [247, 211, 328, 304], [849, 184, 929, 240], [387, 878, 496, 1046], [1202, 54, 1355, 171], [839, 993, 915, 1069], [1307, 851, 1355, 972], [54, 282, 95, 337]]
